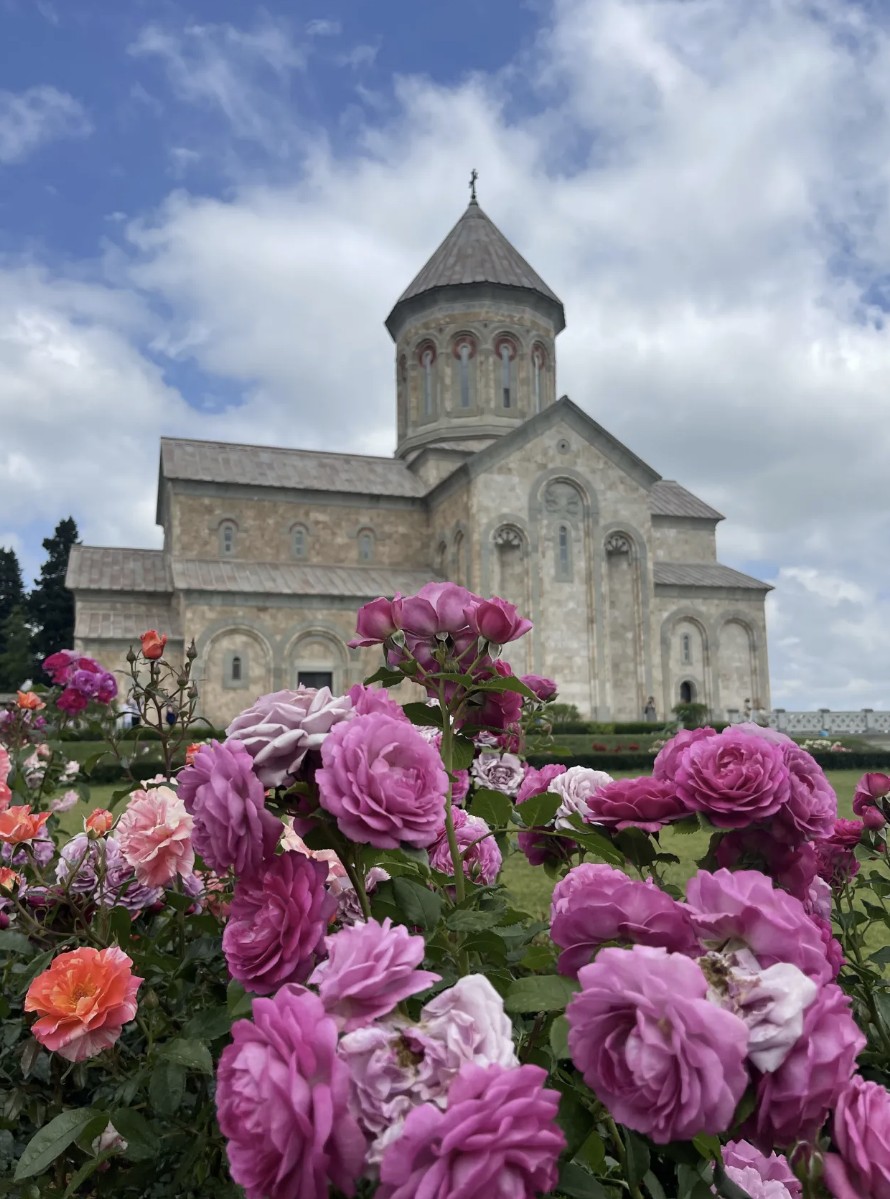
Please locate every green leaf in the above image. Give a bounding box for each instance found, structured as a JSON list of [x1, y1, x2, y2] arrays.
[[521, 943, 557, 971], [363, 666, 405, 688], [577, 1130, 606, 1173], [0, 930, 36, 958], [692, 1134, 722, 1162], [671, 815, 702, 835], [227, 980, 253, 1019], [623, 1128, 650, 1187], [677, 1163, 716, 1199], [476, 675, 535, 697], [445, 908, 502, 931], [503, 974, 578, 1014], [391, 876, 444, 929], [468, 787, 514, 827], [149, 1061, 185, 1116], [564, 817, 626, 866], [613, 827, 657, 868], [515, 791, 561, 829], [108, 905, 132, 947], [450, 735, 476, 772], [642, 1171, 668, 1199], [14, 1108, 108, 1180], [110, 1109, 157, 1161], [62, 1150, 116, 1198], [159, 1038, 213, 1075], [183, 1005, 233, 1041], [402, 702, 443, 728], [549, 1014, 571, 1060], [557, 1162, 609, 1198]]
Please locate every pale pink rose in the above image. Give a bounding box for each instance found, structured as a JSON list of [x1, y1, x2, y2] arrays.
[[279, 820, 347, 882], [49, 789, 79, 814], [115, 786, 194, 887], [549, 766, 614, 830]]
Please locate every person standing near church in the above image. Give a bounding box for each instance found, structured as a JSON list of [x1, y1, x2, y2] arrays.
[[644, 697, 657, 722]]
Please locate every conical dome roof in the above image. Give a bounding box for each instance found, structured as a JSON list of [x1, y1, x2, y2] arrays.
[[386, 198, 565, 334]]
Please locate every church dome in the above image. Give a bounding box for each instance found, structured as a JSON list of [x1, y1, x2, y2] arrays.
[[388, 188, 565, 461]]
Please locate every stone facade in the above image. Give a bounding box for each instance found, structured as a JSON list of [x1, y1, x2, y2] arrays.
[[67, 197, 772, 729]]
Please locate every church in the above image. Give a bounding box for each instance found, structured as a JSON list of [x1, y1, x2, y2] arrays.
[[66, 187, 772, 729]]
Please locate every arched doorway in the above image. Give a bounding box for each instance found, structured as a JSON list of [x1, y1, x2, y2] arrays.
[[679, 680, 696, 704]]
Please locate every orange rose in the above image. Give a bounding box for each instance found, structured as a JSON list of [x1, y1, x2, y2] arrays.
[[84, 808, 114, 837], [185, 742, 205, 765], [0, 806, 50, 844], [0, 866, 19, 891], [25, 946, 142, 1062], [17, 690, 45, 711], [140, 630, 167, 661]]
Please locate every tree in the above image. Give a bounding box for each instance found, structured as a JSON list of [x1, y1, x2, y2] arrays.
[[0, 547, 25, 630], [29, 517, 80, 664], [0, 606, 36, 691]]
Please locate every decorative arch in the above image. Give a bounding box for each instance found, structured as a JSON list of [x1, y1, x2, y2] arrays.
[[660, 609, 712, 719], [290, 521, 309, 560], [531, 341, 549, 412], [198, 623, 274, 700], [415, 339, 438, 419], [451, 332, 478, 410], [716, 616, 759, 720], [216, 517, 239, 557], [494, 333, 519, 409], [284, 626, 349, 695]]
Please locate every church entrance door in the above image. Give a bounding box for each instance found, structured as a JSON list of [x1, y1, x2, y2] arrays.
[[298, 671, 333, 690]]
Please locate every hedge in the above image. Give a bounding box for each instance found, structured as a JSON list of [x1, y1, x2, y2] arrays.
[[552, 721, 671, 736]]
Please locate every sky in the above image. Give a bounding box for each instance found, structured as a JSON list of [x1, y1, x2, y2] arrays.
[[2, 0, 890, 711]]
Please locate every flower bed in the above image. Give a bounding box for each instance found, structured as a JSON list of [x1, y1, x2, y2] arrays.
[[2, 593, 890, 1197]]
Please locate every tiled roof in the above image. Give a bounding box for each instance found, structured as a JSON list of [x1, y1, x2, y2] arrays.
[[653, 563, 771, 591], [390, 201, 564, 317], [160, 439, 427, 498], [172, 560, 435, 598], [75, 606, 182, 641], [649, 481, 724, 521], [66, 547, 172, 593]]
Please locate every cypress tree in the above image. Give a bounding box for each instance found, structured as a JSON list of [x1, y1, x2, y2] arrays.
[[29, 517, 79, 662]]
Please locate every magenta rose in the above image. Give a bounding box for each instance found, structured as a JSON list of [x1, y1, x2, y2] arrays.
[[465, 596, 532, 644], [347, 683, 409, 721], [463, 661, 524, 733], [516, 762, 566, 806], [823, 1075, 890, 1199], [685, 869, 832, 984], [520, 674, 558, 702], [429, 809, 502, 884], [317, 712, 448, 848], [652, 726, 717, 779], [567, 945, 749, 1142], [715, 830, 818, 903], [675, 727, 790, 829], [396, 581, 479, 637], [222, 852, 335, 994], [377, 1063, 564, 1199], [853, 772, 890, 821], [43, 649, 80, 684], [776, 744, 837, 842], [516, 762, 571, 866], [722, 1141, 801, 1199], [216, 984, 365, 1199], [814, 819, 862, 887], [749, 982, 864, 1148], [349, 596, 401, 647], [225, 686, 354, 788], [312, 917, 440, 1031], [584, 775, 694, 832], [176, 740, 282, 876], [551, 863, 699, 975]]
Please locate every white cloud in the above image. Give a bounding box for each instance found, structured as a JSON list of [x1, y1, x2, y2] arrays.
[[305, 19, 342, 38], [0, 85, 90, 164], [6, 0, 890, 706]]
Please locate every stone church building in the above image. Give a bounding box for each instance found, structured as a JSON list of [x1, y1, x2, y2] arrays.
[[66, 193, 772, 728]]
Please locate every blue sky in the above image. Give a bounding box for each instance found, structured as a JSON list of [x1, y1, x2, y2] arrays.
[[2, 0, 890, 709]]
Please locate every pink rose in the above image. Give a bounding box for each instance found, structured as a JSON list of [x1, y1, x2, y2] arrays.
[[814, 819, 862, 887], [722, 1141, 801, 1199], [520, 674, 558, 701], [115, 786, 194, 887], [584, 775, 695, 832], [750, 982, 865, 1148], [675, 728, 790, 828], [347, 683, 409, 721], [312, 917, 440, 1031], [378, 1063, 564, 1199], [397, 581, 478, 637], [349, 596, 401, 647], [223, 852, 336, 995], [652, 726, 717, 779], [567, 945, 749, 1142], [216, 985, 365, 1199], [429, 808, 502, 884], [516, 762, 566, 806], [465, 596, 532, 644], [551, 863, 699, 975], [853, 772, 890, 821], [823, 1075, 890, 1199], [715, 830, 818, 903], [225, 686, 354, 788], [317, 712, 448, 848], [685, 869, 833, 984]]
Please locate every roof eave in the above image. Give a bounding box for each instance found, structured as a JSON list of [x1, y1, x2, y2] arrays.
[[385, 282, 566, 341]]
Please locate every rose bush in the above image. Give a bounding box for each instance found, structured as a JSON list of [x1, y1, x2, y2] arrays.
[[2, 582, 890, 1199]]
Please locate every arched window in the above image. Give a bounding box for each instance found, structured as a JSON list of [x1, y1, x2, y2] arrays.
[[358, 531, 374, 562], [231, 655, 242, 682], [292, 525, 308, 560], [417, 341, 436, 417], [453, 335, 476, 409], [557, 524, 571, 579], [532, 344, 546, 413], [682, 633, 692, 664], [223, 647, 248, 689], [495, 336, 517, 409], [219, 521, 236, 556], [679, 680, 696, 703]]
